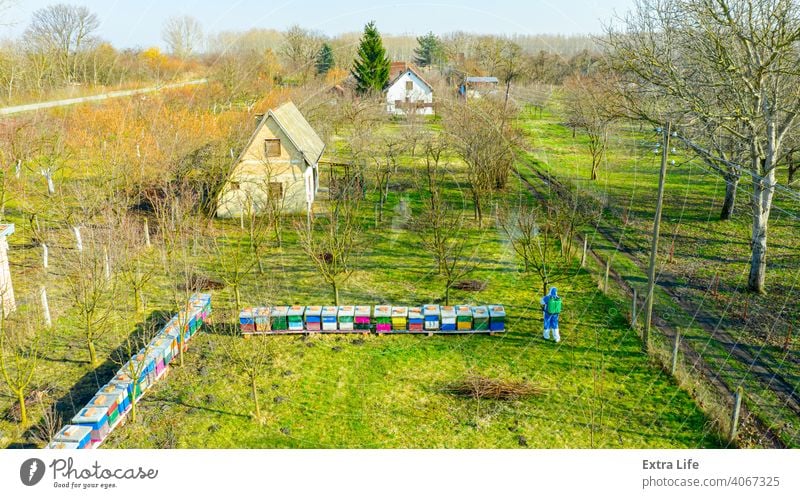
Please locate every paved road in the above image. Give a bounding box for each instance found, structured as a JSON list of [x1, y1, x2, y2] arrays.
[[0, 78, 208, 116]]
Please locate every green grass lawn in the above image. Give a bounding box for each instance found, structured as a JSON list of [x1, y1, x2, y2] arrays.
[[0, 102, 731, 449], [516, 106, 800, 447]]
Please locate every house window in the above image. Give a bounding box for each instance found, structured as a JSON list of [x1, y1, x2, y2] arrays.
[[405, 80, 413, 91], [265, 138, 281, 158], [268, 181, 283, 200]]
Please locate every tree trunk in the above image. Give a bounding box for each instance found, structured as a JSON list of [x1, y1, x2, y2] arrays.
[[134, 287, 144, 317], [87, 339, 97, 367], [17, 390, 27, 426], [130, 396, 137, 423], [445, 284, 450, 306], [332, 280, 339, 306], [720, 175, 738, 221], [234, 285, 241, 311], [747, 170, 775, 294], [251, 375, 261, 420]]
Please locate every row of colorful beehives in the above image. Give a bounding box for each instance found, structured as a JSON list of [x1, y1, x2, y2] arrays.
[[46, 294, 212, 449], [239, 304, 505, 335]]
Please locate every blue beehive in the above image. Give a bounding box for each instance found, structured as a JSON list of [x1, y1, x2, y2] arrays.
[[305, 306, 322, 331], [72, 407, 109, 442], [488, 305, 506, 331], [423, 304, 440, 331], [321, 306, 338, 331], [52, 424, 92, 449], [97, 383, 129, 417]]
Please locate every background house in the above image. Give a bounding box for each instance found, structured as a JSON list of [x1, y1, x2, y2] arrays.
[[458, 76, 499, 100], [385, 64, 434, 115], [216, 101, 324, 217]]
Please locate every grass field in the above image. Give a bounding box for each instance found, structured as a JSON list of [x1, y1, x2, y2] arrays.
[[516, 105, 800, 447], [0, 95, 763, 449]]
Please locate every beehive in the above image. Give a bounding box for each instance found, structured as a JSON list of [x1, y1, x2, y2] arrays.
[[489, 305, 506, 331], [47, 440, 81, 449], [305, 305, 322, 331], [472, 306, 489, 331], [423, 304, 440, 331], [241, 307, 255, 333], [152, 336, 174, 365], [440, 306, 457, 331], [72, 407, 109, 442], [254, 307, 271, 332], [374, 305, 391, 332], [145, 347, 166, 378], [87, 394, 119, 427], [271, 306, 289, 331], [321, 306, 338, 331], [456, 305, 473, 330], [288, 306, 305, 331], [391, 306, 408, 331], [408, 307, 424, 332], [110, 372, 141, 401], [53, 425, 92, 449], [355, 306, 372, 330], [97, 383, 129, 417], [338, 306, 355, 331]]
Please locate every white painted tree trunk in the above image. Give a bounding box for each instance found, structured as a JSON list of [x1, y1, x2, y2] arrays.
[[43, 169, 55, 195], [14, 160, 21, 179], [73, 226, 83, 252], [143, 219, 151, 247], [103, 246, 111, 280], [40, 286, 51, 328], [42, 243, 48, 269]]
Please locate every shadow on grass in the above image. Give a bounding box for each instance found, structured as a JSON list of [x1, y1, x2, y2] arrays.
[[7, 310, 173, 449]]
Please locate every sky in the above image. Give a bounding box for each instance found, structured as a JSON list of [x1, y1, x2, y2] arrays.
[[1, 0, 634, 49]]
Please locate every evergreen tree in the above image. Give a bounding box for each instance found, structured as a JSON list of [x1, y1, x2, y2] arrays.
[[351, 21, 390, 94], [315, 43, 334, 75], [413, 31, 443, 67]]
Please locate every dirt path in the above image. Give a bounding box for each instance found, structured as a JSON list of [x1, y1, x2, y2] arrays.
[[513, 161, 789, 448], [0, 79, 207, 116]]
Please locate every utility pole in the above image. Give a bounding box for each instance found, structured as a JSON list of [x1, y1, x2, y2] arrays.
[[643, 122, 670, 354]]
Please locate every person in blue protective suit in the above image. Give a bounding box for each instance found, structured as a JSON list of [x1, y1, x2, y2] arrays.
[[540, 287, 562, 342]]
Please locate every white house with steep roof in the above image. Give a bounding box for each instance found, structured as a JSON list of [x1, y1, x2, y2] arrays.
[[385, 65, 434, 116], [216, 101, 325, 217]]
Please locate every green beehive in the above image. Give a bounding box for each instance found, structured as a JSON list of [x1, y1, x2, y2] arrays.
[[374, 305, 392, 333], [288, 306, 305, 331], [271, 306, 289, 331], [456, 305, 473, 331], [472, 306, 489, 331]]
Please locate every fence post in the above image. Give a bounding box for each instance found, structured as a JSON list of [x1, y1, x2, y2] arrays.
[[671, 328, 681, 376], [729, 386, 743, 443], [581, 238, 587, 268]]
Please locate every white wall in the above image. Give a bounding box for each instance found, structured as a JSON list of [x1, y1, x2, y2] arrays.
[[386, 71, 434, 115]]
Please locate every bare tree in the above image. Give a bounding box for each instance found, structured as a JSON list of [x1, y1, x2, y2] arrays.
[[65, 237, 115, 366], [280, 25, 321, 83], [218, 307, 276, 422], [295, 199, 362, 305], [417, 201, 474, 305], [24, 4, 99, 84], [605, 0, 800, 293], [0, 309, 40, 427], [500, 196, 589, 295], [113, 317, 160, 424], [441, 98, 519, 226], [116, 216, 155, 319], [209, 224, 257, 311], [563, 73, 618, 180], [162, 15, 203, 59]]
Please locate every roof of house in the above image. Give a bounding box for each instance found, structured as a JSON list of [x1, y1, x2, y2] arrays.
[[386, 65, 433, 92], [390, 61, 413, 81], [266, 101, 325, 166], [465, 76, 499, 84]]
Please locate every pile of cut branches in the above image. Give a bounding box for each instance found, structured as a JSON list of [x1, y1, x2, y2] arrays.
[[443, 374, 545, 400]]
